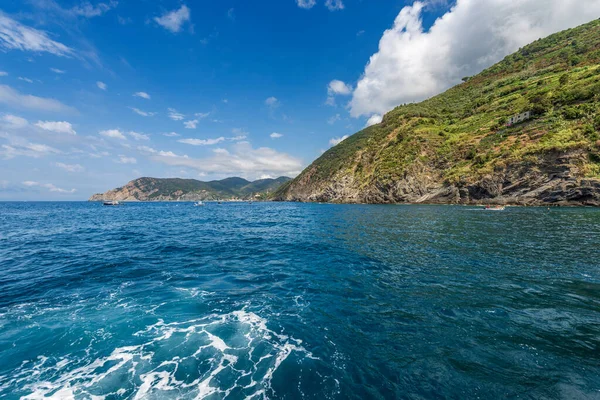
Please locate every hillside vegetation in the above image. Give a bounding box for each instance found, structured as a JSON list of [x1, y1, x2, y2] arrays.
[[276, 19, 600, 206], [89, 176, 290, 201]]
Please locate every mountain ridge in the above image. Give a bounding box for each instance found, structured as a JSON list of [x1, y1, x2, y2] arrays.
[[275, 19, 600, 206], [89, 176, 291, 201]]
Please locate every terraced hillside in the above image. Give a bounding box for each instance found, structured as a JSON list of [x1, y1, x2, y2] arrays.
[[275, 19, 600, 206]]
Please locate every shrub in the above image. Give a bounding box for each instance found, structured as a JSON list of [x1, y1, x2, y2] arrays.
[[563, 106, 583, 120], [559, 74, 570, 86], [594, 114, 600, 131]]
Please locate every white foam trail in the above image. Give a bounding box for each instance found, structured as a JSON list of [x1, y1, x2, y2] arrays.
[[0, 309, 317, 399]]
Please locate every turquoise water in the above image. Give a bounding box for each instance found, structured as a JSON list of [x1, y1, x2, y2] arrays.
[[0, 202, 599, 399]]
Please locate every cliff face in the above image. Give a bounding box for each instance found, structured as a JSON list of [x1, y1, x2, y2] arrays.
[[275, 20, 600, 206], [89, 177, 291, 201], [276, 150, 600, 206]]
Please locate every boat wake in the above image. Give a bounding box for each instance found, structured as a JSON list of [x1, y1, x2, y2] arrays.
[[0, 309, 317, 399]]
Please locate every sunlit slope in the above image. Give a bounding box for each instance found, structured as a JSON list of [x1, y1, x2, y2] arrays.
[[276, 19, 600, 205]]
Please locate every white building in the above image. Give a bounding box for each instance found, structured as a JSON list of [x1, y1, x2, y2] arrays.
[[507, 111, 531, 126]]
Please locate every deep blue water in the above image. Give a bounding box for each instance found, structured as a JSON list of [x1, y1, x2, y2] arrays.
[[1, 202, 599, 399]]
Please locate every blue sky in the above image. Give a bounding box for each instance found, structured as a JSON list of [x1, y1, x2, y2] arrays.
[[1, 0, 598, 199]]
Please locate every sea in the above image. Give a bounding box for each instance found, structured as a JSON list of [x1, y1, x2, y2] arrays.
[[0, 202, 599, 399]]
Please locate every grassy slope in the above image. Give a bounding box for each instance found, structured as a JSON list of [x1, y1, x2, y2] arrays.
[[278, 19, 600, 199]]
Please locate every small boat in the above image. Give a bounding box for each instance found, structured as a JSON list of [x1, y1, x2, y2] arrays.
[[194, 201, 204, 207], [484, 205, 505, 211], [103, 201, 120, 206]]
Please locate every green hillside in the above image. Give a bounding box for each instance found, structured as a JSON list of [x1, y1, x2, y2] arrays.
[[89, 176, 291, 201], [276, 19, 600, 206]]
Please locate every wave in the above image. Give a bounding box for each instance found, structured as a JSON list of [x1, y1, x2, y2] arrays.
[[0, 309, 317, 399]]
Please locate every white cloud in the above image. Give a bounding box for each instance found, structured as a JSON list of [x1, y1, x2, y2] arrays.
[[163, 132, 180, 137], [326, 79, 352, 105], [133, 91, 150, 100], [296, 0, 316, 9], [327, 79, 352, 96], [350, 0, 600, 118], [168, 108, 185, 120], [265, 96, 279, 108], [117, 155, 137, 164], [71, 1, 118, 18], [329, 135, 349, 146], [213, 148, 229, 155], [18, 77, 33, 83], [184, 119, 198, 129], [1, 138, 61, 159], [154, 5, 191, 33], [96, 81, 107, 90], [22, 181, 76, 193], [0, 71, 7, 76], [147, 141, 303, 178], [55, 162, 84, 172], [99, 129, 126, 140], [232, 128, 248, 136], [2, 114, 28, 128], [325, 0, 344, 11], [127, 131, 149, 141], [327, 114, 341, 125], [50, 68, 65, 74], [270, 132, 283, 139], [0, 84, 75, 113], [178, 137, 225, 146], [130, 107, 155, 117], [365, 114, 382, 127], [195, 112, 210, 119], [0, 13, 74, 57], [35, 120, 76, 135]]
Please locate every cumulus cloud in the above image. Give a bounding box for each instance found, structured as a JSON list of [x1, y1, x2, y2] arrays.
[[178, 137, 225, 146], [168, 108, 185, 121], [0, 85, 75, 113], [22, 181, 76, 193], [365, 114, 383, 127], [1, 138, 61, 159], [325, 0, 344, 11], [329, 135, 349, 146], [128, 131, 149, 141], [2, 114, 28, 128], [144, 141, 303, 178], [99, 129, 126, 140], [71, 1, 118, 18], [130, 107, 155, 117], [96, 81, 107, 90], [326, 79, 352, 105], [55, 162, 84, 172], [350, 0, 600, 118], [0, 13, 74, 57], [296, 0, 316, 9], [154, 5, 191, 33], [133, 91, 150, 99], [184, 119, 198, 129], [35, 120, 76, 135], [270, 132, 283, 139], [117, 155, 136, 164], [327, 114, 341, 125], [265, 97, 279, 108]]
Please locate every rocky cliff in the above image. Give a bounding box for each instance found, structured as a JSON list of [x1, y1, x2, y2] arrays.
[[89, 176, 290, 202], [275, 19, 600, 206]]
